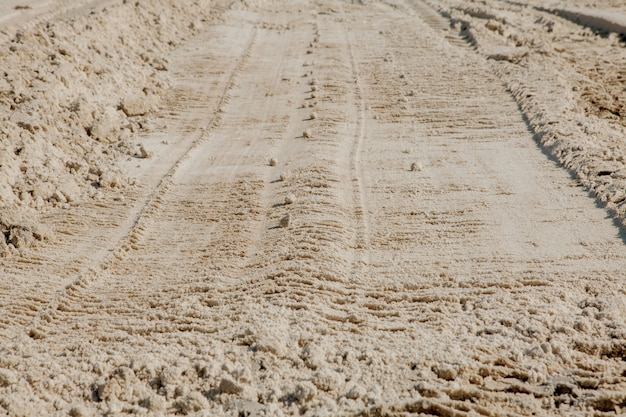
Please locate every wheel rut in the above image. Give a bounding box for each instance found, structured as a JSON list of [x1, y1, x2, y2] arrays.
[[9, 2, 382, 350], [20, 9, 327, 343], [1, 21, 258, 342], [343, 7, 373, 280], [350, 0, 626, 414]]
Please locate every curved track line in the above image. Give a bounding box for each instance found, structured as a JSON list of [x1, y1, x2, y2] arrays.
[[339, 6, 372, 279], [13, 27, 258, 342]]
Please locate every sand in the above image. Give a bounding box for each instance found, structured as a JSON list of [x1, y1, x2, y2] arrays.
[[1, 0, 626, 416]]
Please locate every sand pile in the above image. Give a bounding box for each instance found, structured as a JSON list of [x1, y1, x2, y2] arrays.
[[0, 0, 215, 256]]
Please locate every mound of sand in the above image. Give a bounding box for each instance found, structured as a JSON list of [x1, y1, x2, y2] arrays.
[[0, 0, 215, 255]]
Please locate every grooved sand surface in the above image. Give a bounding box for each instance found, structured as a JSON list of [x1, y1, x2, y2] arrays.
[[1, 1, 626, 416]]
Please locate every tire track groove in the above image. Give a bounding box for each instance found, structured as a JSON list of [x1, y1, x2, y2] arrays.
[[17, 27, 258, 342], [343, 6, 373, 277]]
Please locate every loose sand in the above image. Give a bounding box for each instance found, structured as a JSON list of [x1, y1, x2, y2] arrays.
[[1, 0, 626, 416]]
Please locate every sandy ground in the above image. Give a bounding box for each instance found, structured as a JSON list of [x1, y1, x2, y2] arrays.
[[2, 0, 626, 416]]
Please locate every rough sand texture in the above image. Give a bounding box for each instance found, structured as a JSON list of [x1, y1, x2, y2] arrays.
[[1, 0, 626, 416], [0, 0, 215, 256]]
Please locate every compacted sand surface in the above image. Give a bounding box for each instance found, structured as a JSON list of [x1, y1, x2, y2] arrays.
[[2, 1, 626, 416]]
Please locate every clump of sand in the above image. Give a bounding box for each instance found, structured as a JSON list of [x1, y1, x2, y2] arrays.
[[0, 206, 50, 257], [0, 0, 215, 254]]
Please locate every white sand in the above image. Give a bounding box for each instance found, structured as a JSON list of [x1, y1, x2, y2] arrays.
[[1, 0, 626, 416]]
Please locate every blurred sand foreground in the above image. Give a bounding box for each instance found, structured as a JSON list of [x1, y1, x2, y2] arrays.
[[1, 0, 626, 416]]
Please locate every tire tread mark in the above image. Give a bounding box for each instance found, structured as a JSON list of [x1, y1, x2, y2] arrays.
[[14, 27, 258, 343], [339, 5, 373, 280]]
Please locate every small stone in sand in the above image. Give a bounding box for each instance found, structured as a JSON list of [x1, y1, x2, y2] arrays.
[[434, 364, 457, 381], [139, 144, 151, 159], [310, 112, 317, 120], [410, 162, 422, 172], [269, 158, 277, 167], [280, 213, 290, 228], [303, 129, 312, 138], [217, 377, 244, 395], [285, 194, 295, 205]]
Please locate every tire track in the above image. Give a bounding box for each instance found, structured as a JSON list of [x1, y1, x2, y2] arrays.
[[406, 0, 469, 48], [352, 1, 626, 415], [533, 5, 626, 37], [10, 24, 258, 342], [20, 9, 317, 343], [0, 198, 133, 339], [231, 10, 379, 324], [47, 3, 377, 347], [0, 1, 232, 341], [343, 8, 373, 279], [424, 0, 626, 231], [196, 11, 376, 330]]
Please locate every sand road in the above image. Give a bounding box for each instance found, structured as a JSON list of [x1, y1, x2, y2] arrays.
[[1, 0, 626, 416]]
